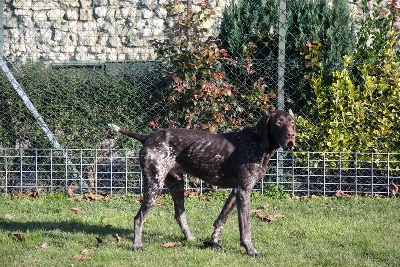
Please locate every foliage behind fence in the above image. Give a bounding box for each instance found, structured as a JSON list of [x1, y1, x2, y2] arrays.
[[1, 1, 400, 195], [1, 0, 399, 151]]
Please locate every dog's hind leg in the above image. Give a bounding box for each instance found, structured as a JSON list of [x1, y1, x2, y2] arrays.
[[132, 170, 165, 251], [165, 173, 197, 241]]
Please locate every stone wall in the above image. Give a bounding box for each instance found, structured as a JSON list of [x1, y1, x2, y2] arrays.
[[2, 0, 226, 64], [1, 0, 391, 65]]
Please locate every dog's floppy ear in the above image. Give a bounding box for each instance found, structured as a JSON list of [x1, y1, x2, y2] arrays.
[[257, 112, 273, 151]]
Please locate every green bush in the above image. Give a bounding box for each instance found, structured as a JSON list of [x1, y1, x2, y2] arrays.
[[297, 4, 400, 152], [151, 1, 275, 132], [0, 62, 164, 148], [219, 0, 355, 109]]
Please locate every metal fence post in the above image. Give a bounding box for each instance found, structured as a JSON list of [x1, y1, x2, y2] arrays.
[[0, 0, 3, 58], [277, 0, 287, 110], [276, 0, 287, 187]]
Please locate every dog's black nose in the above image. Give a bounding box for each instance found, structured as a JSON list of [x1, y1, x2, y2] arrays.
[[287, 133, 295, 139]]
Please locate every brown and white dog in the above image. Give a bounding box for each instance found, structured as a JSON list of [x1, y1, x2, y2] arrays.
[[109, 110, 296, 257]]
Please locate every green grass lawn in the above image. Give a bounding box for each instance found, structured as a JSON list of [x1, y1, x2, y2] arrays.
[[0, 191, 399, 267]]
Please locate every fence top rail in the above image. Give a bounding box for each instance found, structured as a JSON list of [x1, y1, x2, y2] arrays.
[[1, 148, 400, 155]]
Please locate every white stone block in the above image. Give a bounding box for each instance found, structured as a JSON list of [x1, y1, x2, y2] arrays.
[[152, 18, 164, 28], [108, 36, 120, 48], [80, 8, 93, 21], [65, 8, 79, 21], [5, 17, 18, 28], [14, 9, 32, 16], [142, 28, 153, 37], [33, 11, 48, 21], [47, 9, 65, 21], [39, 29, 52, 43], [61, 46, 76, 53], [80, 0, 92, 8], [89, 45, 103, 54], [32, 1, 57, 10], [155, 7, 167, 19], [95, 6, 109, 18], [142, 9, 153, 19], [13, 0, 32, 9], [116, 7, 134, 19], [52, 29, 64, 41]]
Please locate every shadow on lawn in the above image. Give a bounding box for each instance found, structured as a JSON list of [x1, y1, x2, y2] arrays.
[[0, 219, 133, 237], [0, 219, 231, 252], [0, 219, 201, 246]]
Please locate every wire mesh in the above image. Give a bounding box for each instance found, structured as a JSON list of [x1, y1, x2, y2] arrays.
[[1, 148, 399, 196], [1, 1, 400, 195]]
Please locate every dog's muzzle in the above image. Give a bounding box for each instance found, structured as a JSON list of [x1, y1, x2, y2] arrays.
[[287, 140, 295, 151]]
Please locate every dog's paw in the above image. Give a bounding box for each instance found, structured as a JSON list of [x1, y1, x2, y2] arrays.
[[203, 240, 222, 250], [247, 250, 263, 258], [132, 245, 145, 251], [108, 123, 121, 132]]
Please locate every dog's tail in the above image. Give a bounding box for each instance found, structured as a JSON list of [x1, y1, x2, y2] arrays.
[[108, 124, 148, 143]]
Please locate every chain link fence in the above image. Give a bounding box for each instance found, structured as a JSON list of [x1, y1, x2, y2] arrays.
[[1, 0, 400, 195]]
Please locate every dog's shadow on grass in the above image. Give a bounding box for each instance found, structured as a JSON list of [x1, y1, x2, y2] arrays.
[[0, 219, 245, 256], [0, 219, 195, 246], [0, 218, 133, 237]]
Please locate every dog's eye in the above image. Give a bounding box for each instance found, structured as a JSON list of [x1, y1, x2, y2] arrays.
[[275, 120, 282, 126]]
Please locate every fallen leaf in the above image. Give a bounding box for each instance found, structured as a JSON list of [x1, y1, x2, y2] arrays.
[[13, 191, 23, 198], [389, 182, 398, 196], [184, 190, 199, 199], [74, 195, 85, 201], [40, 242, 48, 249], [67, 185, 74, 197], [72, 255, 91, 261], [25, 191, 34, 197], [4, 214, 13, 220], [113, 233, 122, 243], [9, 232, 26, 241], [153, 202, 168, 207], [81, 248, 94, 255], [200, 195, 212, 201], [249, 209, 261, 214], [161, 241, 181, 248], [86, 192, 104, 201], [33, 188, 42, 198], [70, 208, 84, 214], [102, 217, 110, 224], [335, 190, 352, 198], [257, 203, 270, 210], [255, 213, 285, 222]]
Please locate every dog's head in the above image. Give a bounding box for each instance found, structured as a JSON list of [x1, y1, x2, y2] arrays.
[[256, 110, 296, 151]]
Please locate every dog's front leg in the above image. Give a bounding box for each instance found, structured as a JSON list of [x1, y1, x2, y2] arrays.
[[209, 188, 237, 248], [236, 186, 262, 257]]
